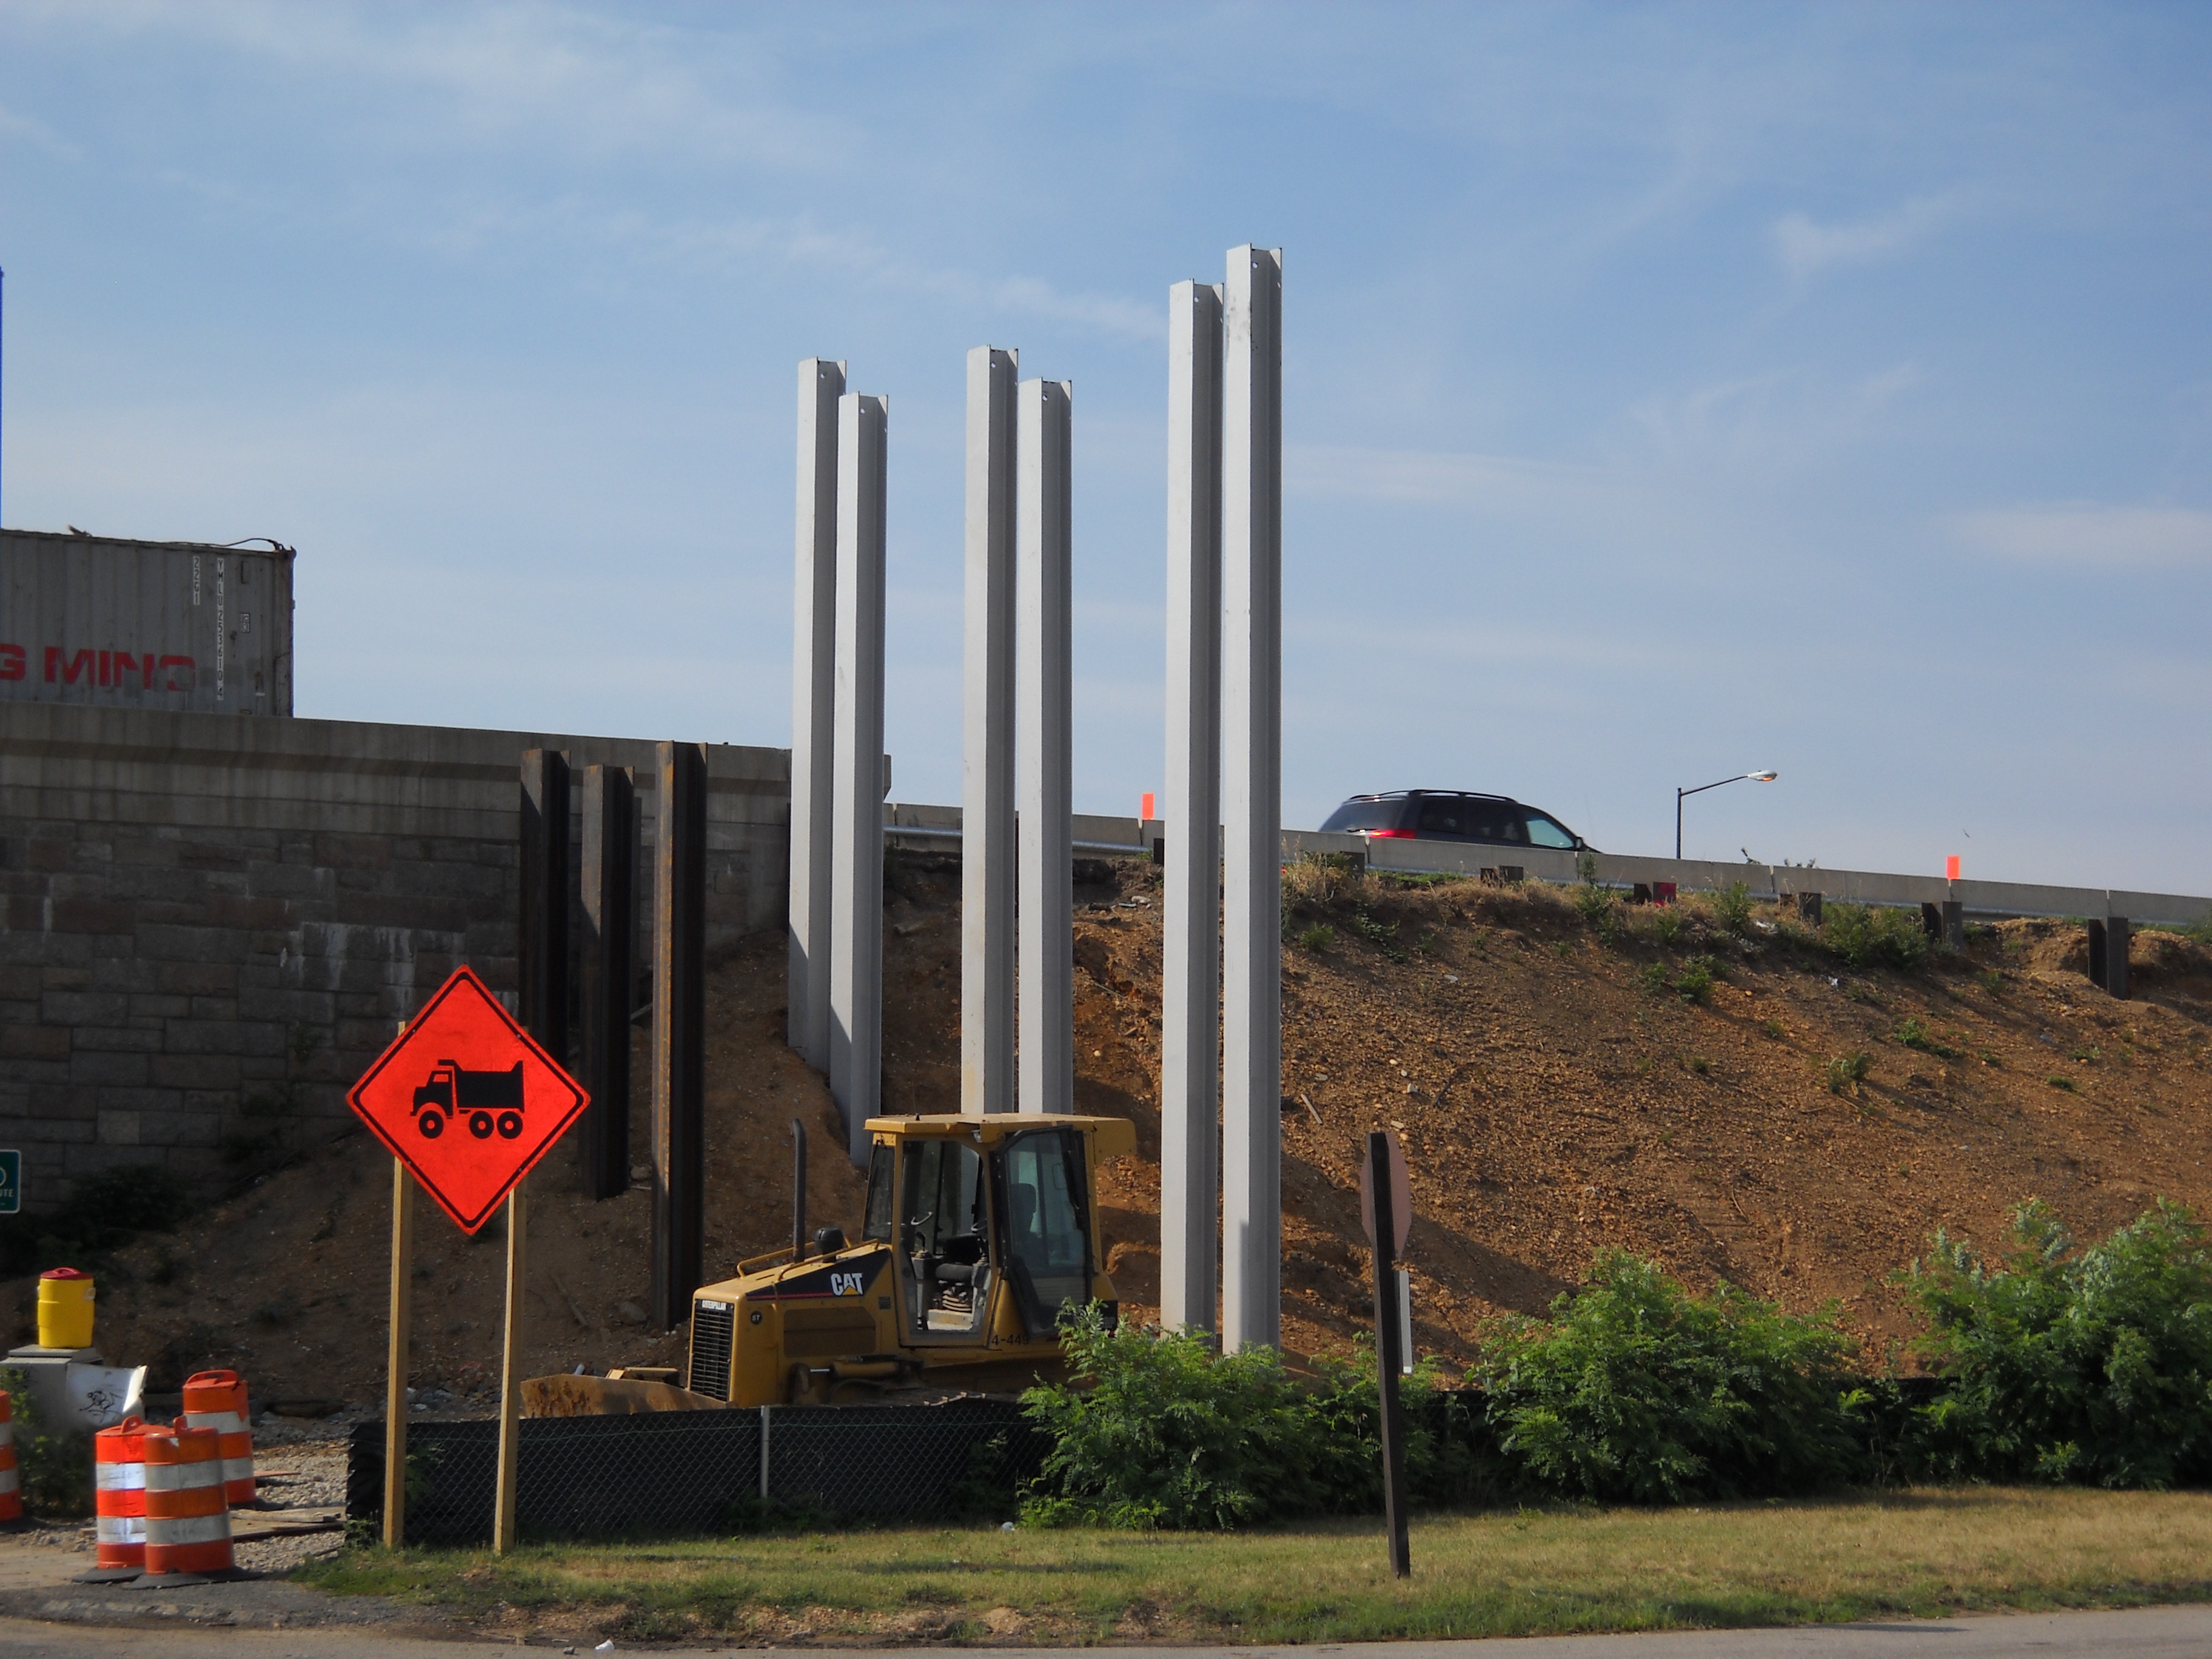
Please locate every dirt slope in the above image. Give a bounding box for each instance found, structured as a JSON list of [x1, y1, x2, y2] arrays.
[[12, 853, 2212, 1402]]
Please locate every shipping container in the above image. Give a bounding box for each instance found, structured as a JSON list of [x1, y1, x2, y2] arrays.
[[0, 529, 294, 715]]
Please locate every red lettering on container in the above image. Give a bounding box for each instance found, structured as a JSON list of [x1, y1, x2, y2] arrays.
[[0, 644, 22, 682], [108, 651, 145, 688], [45, 648, 95, 685], [158, 655, 196, 691]]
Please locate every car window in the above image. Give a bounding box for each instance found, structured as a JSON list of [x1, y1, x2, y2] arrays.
[[1321, 799, 1404, 832], [1416, 798, 1473, 834], [1523, 813, 1577, 850]]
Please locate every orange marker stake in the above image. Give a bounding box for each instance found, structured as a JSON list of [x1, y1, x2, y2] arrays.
[[1141, 791, 1155, 822], [1946, 854, 1961, 881]]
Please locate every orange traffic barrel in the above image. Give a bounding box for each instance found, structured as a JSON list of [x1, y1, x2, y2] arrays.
[[0, 1389, 20, 1523], [141, 1420, 233, 1581], [78, 1417, 147, 1580], [36, 1267, 95, 1350], [183, 1369, 255, 1505]]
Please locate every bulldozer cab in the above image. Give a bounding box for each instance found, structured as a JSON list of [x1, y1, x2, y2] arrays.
[[877, 1123, 1097, 1347], [687, 1113, 1135, 1406]]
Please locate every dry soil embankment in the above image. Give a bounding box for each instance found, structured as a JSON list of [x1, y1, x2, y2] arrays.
[[12, 854, 2212, 1399]]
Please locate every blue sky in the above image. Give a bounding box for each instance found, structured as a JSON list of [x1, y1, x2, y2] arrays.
[[2, 3, 2207, 890]]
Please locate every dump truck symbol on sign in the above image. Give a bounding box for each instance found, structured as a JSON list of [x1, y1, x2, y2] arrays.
[[413, 1061, 525, 1141]]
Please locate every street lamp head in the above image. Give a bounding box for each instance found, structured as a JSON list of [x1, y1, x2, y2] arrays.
[[1748, 769, 1778, 782]]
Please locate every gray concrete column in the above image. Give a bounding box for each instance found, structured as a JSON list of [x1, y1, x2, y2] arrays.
[[1161, 280, 1223, 1333], [829, 392, 888, 1166], [789, 358, 845, 1070], [1220, 245, 1282, 1353], [962, 347, 1019, 1118], [1017, 378, 1074, 1116]]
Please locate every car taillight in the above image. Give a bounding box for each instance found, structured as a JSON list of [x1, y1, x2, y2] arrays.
[[1366, 827, 1415, 839]]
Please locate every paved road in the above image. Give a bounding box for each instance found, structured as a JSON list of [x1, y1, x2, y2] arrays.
[[4, 1603, 2211, 1656]]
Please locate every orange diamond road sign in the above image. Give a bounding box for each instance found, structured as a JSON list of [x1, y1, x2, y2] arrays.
[[347, 966, 588, 1234]]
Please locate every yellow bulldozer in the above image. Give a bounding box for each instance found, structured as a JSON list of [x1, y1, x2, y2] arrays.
[[684, 1111, 1135, 1407]]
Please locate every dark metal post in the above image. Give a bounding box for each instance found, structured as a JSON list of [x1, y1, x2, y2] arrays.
[[1675, 789, 1683, 860], [2087, 919, 2108, 990], [791, 1119, 809, 1259], [2106, 916, 2131, 1000], [518, 749, 571, 1059], [578, 765, 635, 1200], [651, 741, 708, 1330], [1365, 1129, 1412, 1580]]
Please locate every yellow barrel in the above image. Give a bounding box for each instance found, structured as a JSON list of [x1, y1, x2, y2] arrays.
[[38, 1267, 95, 1350]]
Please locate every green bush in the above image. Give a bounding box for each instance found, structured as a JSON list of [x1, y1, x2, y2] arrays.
[[1826, 1051, 1872, 1094], [1904, 1201, 2212, 1489], [0, 1368, 93, 1517], [1018, 1307, 1481, 1529], [1709, 882, 1754, 937], [1819, 903, 1929, 973], [1295, 923, 1333, 953], [1675, 956, 1716, 1005], [1475, 1253, 1863, 1504]]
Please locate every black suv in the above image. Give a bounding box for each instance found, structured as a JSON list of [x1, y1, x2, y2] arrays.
[[1319, 790, 1589, 851]]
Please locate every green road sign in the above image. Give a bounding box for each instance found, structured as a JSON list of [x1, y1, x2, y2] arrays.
[[0, 1150, 18, 1215]]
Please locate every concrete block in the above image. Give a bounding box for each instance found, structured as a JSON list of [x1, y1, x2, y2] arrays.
[[41, 990, 130, 1027], [136, 923, 250, 965], [313, 832, 393, 870], [70, 1025, 162, 1054], [0, 1025, 70, 1061], [46, 898, 135, 935], [150, 1054, 243, 1090], [72, 1048, 149, 1086], [188, 997, 240, 1021], [97, 1109, 142, 1145], [163, 1019, 285, 1057], [41, 966, 93, 992], [157, 962, 237, 996]]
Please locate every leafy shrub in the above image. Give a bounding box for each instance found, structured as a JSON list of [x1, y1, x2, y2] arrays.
[[1649, 907, 1687, 948], [0, 1369, 92, 1517], [1475, 1253, 1863, 1504], [1826, 1052, 1872, 1095], [1709, 882, 1754, 937], [1296, 923, 1334, 953], [1894, 1018, 1959, 1060], [1019, 1307, 1481, 1529], [1820, 903, 1929, 973], [1905, 1201, 2212, 1488], [1675, 956, 1716, 1005], [1572, 883, 1615, 927], [1346, 908, 1406, 963], [1637, 962, 1670, 996]]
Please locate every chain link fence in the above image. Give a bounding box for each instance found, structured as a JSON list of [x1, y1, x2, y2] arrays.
[[347, 1399, 1048, 1545]]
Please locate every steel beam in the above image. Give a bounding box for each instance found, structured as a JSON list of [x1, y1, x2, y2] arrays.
[[518, 748, 570, 1065], [789, 358, 845, 1070], [1017, 378, 1074, 1116], [578, 763, 635, 1201], [962, 347, 1019, 1118], [1161, 281, 1223, 1332], [1221, 245, 1283, 1353], [829, 393, 889, 1164], [651, 740, 706, 1328]]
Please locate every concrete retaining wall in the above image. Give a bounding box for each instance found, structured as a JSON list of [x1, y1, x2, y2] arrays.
[[0, 704, 789, 1212]]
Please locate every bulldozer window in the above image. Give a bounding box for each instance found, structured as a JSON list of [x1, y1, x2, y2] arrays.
[[898, 1139, 989, 1338], [994, 1130, 1091, 1339], [862, 1144, 894, 1242]]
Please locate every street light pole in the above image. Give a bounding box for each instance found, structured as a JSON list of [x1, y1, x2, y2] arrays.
[[1675, 770, 1778, 860]]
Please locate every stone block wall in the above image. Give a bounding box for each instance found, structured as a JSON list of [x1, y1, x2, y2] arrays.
[[0, 705, 789, 1213]]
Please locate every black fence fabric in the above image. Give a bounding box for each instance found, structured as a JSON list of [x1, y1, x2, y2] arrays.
[[347, 1400, 1047, 1545]]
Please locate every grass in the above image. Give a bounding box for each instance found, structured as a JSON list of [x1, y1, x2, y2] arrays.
[[298, 1489, 2212, 1646]]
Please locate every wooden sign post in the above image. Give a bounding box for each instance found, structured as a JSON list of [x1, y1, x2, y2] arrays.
[[383, 1157, 414, 1548], [350, 969, 590, 1555]]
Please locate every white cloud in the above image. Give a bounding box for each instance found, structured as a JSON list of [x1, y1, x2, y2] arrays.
[[1772, 196, 1953, 280], [0, 95, 80, 159], [1952, 503, 2212, 568]]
